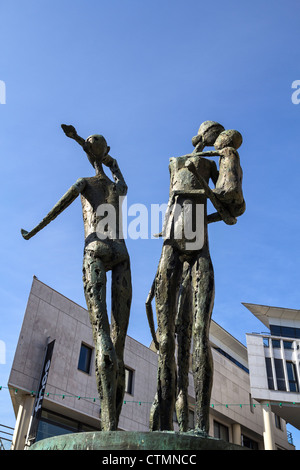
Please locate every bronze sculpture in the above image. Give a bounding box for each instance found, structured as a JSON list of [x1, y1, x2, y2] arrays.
[[21, 125, 132, 431], [147, 121, 245, 435]]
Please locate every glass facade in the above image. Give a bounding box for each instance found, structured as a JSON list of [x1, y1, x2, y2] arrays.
[[270, 324, 300, 339], [265, 357, 300, 392], [36, 410, 97, 443]]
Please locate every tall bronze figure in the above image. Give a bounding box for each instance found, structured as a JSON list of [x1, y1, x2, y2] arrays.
[[147, 121, 245, 435], [21, 125, 132, 431]]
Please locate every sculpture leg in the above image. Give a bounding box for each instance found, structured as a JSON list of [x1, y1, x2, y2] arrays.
[[175, 262, 192, 432], [155, 244, 182, 430], [111, 258, 132, 426], [191, 253, 215, 435], [149, 392, 160, 431], [83, 251, 118, 431]]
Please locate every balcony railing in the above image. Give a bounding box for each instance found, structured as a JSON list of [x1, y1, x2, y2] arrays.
[[287, 430, 294, 446]]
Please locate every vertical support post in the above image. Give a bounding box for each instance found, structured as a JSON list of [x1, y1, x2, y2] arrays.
[[262, 401, 276, 450], [232, 423, 241, 446], [10, 395, 34, 450]]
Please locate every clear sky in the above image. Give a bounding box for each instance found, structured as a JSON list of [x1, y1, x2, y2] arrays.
[[0, 0, 300, 449]]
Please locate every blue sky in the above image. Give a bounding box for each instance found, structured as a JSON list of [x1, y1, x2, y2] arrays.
[[0, 0, 300, 449]]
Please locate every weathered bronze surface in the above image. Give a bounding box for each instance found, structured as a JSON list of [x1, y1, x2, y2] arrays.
[[29, 430, 247, 451], [147, 121, 245, 435], [21, 125, 132, 431]]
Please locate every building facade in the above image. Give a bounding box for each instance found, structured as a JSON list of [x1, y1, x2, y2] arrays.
[[244, 302, 300, 448], [8, 278, 294, 450]]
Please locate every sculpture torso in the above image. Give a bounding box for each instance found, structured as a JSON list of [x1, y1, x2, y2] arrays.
[[164, 156, 217, 254], [169, 155, 215, 197], [80, 173, 128, 270]]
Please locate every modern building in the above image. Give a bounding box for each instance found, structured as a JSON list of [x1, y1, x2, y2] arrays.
[[8, 277, 295, 450], [244, 302, 300, 449]]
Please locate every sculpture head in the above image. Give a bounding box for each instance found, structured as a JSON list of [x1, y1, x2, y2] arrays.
[[84, 134, 110, 168], [214, 129, 242, 150], [192, 121, 225, 151]]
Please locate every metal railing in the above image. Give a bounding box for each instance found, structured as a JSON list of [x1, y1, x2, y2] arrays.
[[0, 424, 14, 450], [287, 430, 294, 446]]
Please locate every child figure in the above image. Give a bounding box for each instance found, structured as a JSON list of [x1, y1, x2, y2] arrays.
[[209, 129, 246, 223]]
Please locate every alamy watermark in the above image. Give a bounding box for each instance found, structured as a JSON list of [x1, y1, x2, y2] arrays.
[[0, 340, 5, 364], [291, 80, 300, 104], [0, 80, 6, 104], [97, 197, 205, 251]]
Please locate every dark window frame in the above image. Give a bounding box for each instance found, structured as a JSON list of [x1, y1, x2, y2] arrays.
[[124, 367, 134, 395], [213, 420, 229, 442], [78, 343, 93, 374]]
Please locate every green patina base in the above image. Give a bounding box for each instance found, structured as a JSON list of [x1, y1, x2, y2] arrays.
[[29, 431, 246, 451]]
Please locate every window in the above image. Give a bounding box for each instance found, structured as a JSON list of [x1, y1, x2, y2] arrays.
[[125, 367, 134, 394], [78, 343, 93, 374], [270, 324, 300, 339], [282, 326, 295, 339], [263, 337, 269, 347], [275, 414, 282, 430], [36, 410, 97, 443], [270, 325, 281, 337], [213, 421, 229, 442], [241, 434, 258, 450], [265, 358, 274, 390], [271, 338, 293, 349], [286, 361, 299, 392], [274, 359, 286, 391]]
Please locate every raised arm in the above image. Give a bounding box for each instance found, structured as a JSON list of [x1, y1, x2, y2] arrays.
[[21, 178, 86, 240], [61, 124, 85, 148], [102, 154, 128, 196]]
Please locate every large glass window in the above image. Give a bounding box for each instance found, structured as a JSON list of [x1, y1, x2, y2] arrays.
[[272, 339, 281, 348], [282, 326, 295, 339], [271, 338, 294, 349], [265, 358, 274, 390], [274, 359, 286, 391], [36, 410, 97, 443], [286, 362, 299, 392], [78, 343, 93, 374], [270, 324, 300, 339], [270, 325, 281, 336]]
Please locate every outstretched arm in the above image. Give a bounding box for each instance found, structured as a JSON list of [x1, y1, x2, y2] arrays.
[[61, 124, 85, 148], [21, 178, 86, 240]]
